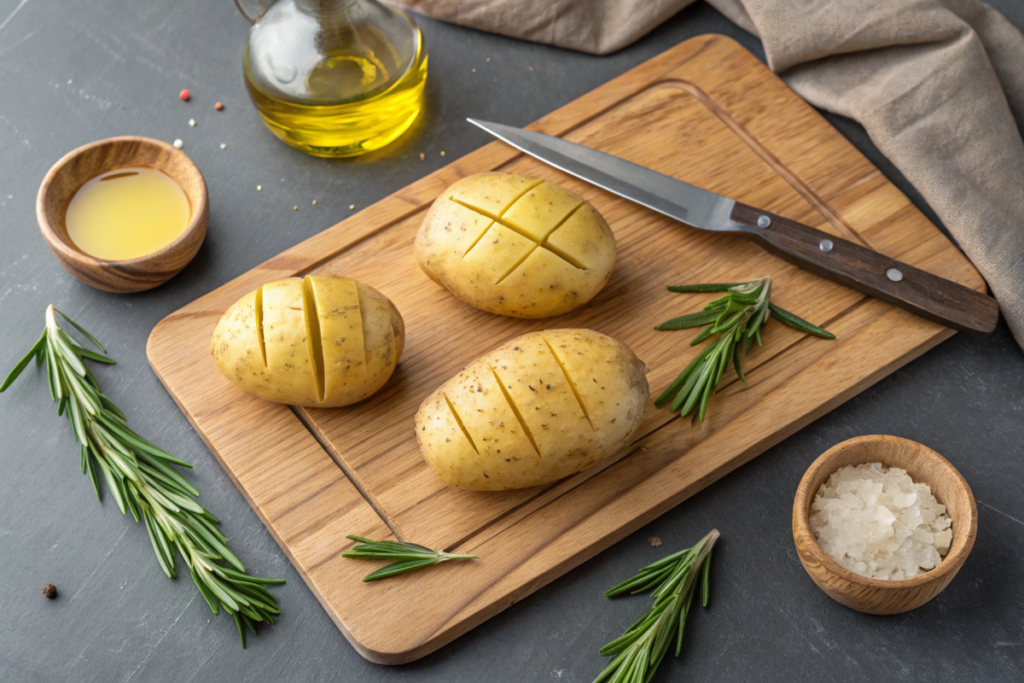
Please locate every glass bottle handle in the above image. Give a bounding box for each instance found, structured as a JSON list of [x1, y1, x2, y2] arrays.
[[235, 0, 276, 23]]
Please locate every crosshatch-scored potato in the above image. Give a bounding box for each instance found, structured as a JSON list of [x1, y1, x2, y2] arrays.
[[211, 275, 404, 407], [415, 329, 649, 491], [415, 172, 617, 318]]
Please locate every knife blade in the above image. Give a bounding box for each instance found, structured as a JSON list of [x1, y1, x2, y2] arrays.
[[467, 118, 999, 335]]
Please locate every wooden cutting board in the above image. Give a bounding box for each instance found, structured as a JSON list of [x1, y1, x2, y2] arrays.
[[147, 35, 984, 664]]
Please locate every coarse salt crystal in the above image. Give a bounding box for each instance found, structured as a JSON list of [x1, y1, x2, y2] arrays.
[[893, 491, 917, 508], [810, 463, 952, 581]]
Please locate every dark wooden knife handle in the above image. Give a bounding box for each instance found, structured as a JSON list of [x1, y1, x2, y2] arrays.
[[730, 202, 999, 335]]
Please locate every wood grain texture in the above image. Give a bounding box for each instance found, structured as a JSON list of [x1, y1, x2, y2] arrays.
[[792, 435, 977, 615], [146, 35, 986, 663], [730, 202, 999, 334], [36, 136, 208, 293]]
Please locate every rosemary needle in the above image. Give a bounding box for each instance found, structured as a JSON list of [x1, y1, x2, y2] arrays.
[[1, 306, 284, 648], [655, 278, 835, 422], [342, 536, 478, 581], [594, 530, 719, 683]]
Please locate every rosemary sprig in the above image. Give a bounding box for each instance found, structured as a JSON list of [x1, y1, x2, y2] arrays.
[[342, 536, 478, 581], [1, 306, 284, 648], [593, 530, 719, 683], [655, 278, 835, 422]]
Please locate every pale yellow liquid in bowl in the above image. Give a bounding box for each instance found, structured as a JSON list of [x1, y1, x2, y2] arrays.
[[65, 167, 191, 261]]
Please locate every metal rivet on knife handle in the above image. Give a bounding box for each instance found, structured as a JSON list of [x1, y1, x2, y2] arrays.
[[887, 268, 904, 282], [819, 239, 833, 253], [757, 215, 771, 228]]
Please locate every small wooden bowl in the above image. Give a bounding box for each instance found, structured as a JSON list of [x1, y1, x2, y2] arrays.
[[793, 435, 977, 615], [37, 136, 209, 293]]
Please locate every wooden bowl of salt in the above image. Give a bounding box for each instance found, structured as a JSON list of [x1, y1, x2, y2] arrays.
[[793, 435, 977, 615]]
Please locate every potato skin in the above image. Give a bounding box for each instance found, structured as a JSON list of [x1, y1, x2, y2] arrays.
[[415, 173, 616, 318], [211, 275, 404, 407], [416, 329, 648, 491]]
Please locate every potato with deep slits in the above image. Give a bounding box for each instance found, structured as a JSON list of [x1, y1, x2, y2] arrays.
[[415, 172, 617, 318], [415, 329, 648, 491], [211, 275, 404, 407]]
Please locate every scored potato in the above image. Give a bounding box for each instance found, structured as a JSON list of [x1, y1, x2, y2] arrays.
[[415, 172, 617, 318], [416, 329, 649, 491], [211, 275, 404, 407]]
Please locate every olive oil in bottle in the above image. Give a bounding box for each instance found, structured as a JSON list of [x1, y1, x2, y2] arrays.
[[243, 0, 427, 158]]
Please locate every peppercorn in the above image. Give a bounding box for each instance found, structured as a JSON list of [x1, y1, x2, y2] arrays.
[[42, 584, 57, 599], [215, 102, 224, 111], [179, 89, 191, 101]]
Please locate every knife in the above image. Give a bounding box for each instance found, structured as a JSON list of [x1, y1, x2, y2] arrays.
[[467, 118, 999, 335]]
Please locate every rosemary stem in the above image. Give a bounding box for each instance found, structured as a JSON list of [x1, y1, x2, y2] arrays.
[[3, 306, 284, 647], [594, 530, 719, 683], [655, 278, 834, 421]]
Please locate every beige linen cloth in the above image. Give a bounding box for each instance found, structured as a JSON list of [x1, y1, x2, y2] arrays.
[[397, 0, 1024, 349]]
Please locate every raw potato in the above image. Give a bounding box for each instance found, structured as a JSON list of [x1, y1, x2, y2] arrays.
[[211, 275, 404, 407], [416, 329, 648, 491], [415, 172, 616, 318]]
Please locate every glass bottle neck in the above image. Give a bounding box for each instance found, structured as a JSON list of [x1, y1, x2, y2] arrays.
[[295, 0, 361, 15]]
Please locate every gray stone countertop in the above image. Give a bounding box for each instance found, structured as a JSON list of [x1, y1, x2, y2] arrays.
[[1, 1, 1022, 681]]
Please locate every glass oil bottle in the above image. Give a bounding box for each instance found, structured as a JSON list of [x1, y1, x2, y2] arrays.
[[241, 0, 427, 157]]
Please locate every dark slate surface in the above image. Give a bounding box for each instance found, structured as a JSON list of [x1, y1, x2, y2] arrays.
[[1, 1, 1022, 681]]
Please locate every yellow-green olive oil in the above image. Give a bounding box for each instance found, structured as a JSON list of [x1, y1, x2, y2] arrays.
[[244, 24, 427, 158], [65, 167, 191, 261]]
